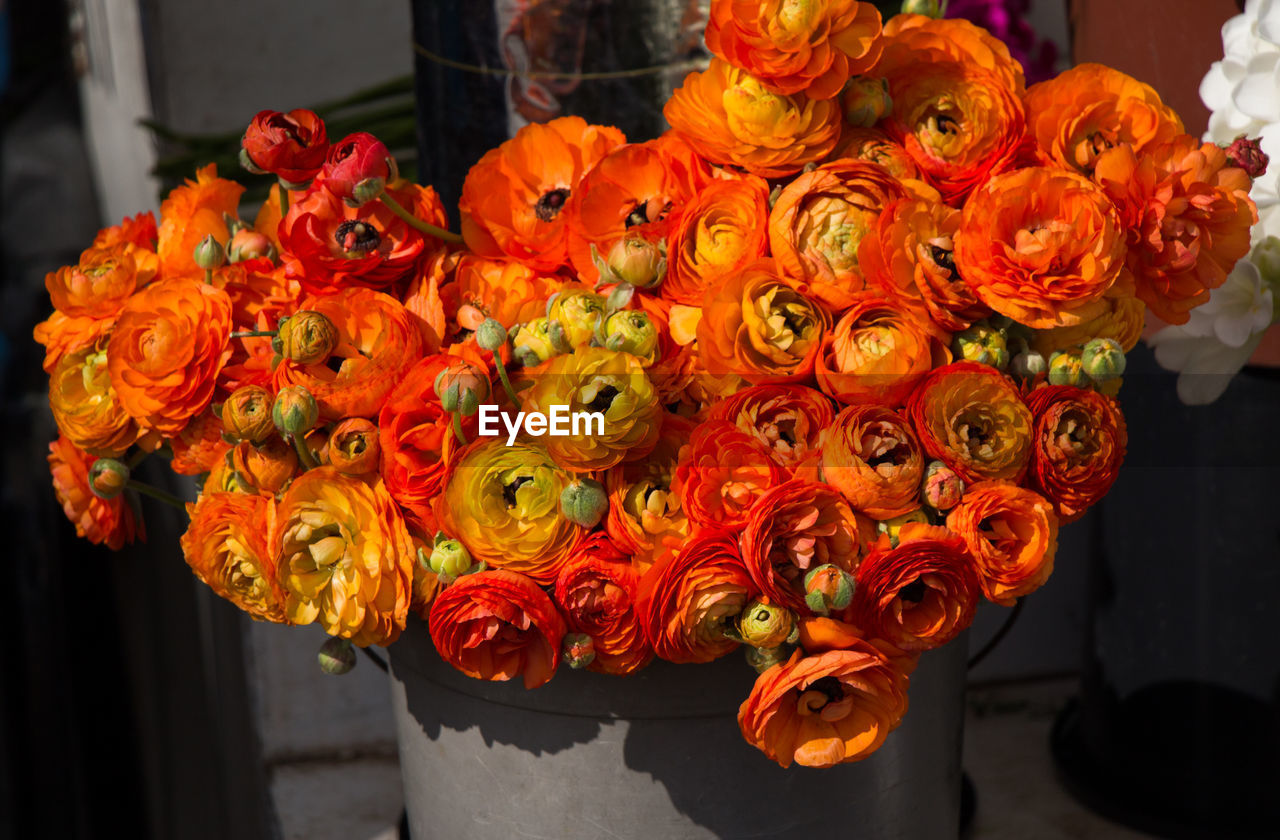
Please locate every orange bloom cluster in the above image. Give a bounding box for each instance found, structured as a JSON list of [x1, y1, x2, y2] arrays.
[[38, 5, 1252, 769]]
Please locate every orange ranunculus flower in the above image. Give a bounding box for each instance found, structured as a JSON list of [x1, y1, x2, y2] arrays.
[[216, 257, 299, 331], [954, 167, 1126, 329], [907, 361, 1033, 484], [860, 198, 990, 333], [47, 435, 143, 551], [33, 311, 110, 375], [664, 58, 843, 179], [401, 249, 455, 352], [706, 0, 882, 100], [156, 164, 244, 279], [169, 410, 228, 476], [698, 260, 828, 384], [94, 211, 158, 253], [816, 295, 949, 407], [1025, 385, 1127, 523], [279, 180, 445, 296], [106, 277, 233, 436], [1024, 63, 1183, 176], [709, 384, 834, 471], [274, 467, 413, 647], [738, 645, 909, 768], [605, 415, 693, 568], [947, 481, 1058, 606], [851, 522, 978, 652], [794, 616, 919, 674], [273, 287, 423, 421], [663, 175, 771, 306], [828, 128, 920, 181], [554, 534, 654, 675], [673, 419, 786, 530], [635, 529, 756, 663], [49, 335, 138, 456], [181, 490, 286, 623], [883, 15, 1026, 93], [1094, 138, 1256, 325], [1030, 292, 1145, 357], [768, 161, 910, 311], [444, 255, 564, 332], [46, 246, 150, 320], [522, 348, 663, 473], [460, 116, 626, 272], [740, 479, 871, 613], [231, 439, 299, 494], [429, 569, 567, 689], [821, 405, 925, 520], [564, 141, 691, 285], [436, 439, 583, 585]]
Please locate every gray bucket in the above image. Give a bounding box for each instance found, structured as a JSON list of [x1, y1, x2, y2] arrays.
[[388, 617, 967, 840]]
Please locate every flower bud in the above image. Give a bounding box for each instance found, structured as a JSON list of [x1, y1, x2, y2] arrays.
[[272, 385, 319, 437], [223, 384, 277, 445], [1223, 135, 1269, 179], [321, 132, 392, 205], [239, 147, 267, 175], [278, 310, 339, 366], [512, 319, 560, 367], [922, 460, 964, 511], [428, 537, 473, 577], [562, 633, 596, 669], [745, 642, 794, 674], [88, 458, 130, 500], [1081, 337, 1126, 383], [317, 637, 357, 675], [1010, 350, 1047, 379], [803, 565, 855, 616], [877, 509, 930, 547], [547, 289, 607, 349], [603, 310, 659, 361], [434, 361, 490, 417], [350, 176, 387, 205], [737, 600, 796, 649], [559, 478, 609, 528], [900, 0, 943, 17], [841, 76, 892, 127], [228, 228, 275, 263], [603, 236, 666, 289], [952, 324, 1009, 369], [328, 418, 380, 475], [1048, 350, 1089, 387], [192, 234, 226, 271], [475, 317, 508, 352], [1252, 236, 1280, 287]]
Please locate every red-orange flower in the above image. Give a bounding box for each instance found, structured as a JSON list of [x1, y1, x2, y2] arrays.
[[182, 491, 286, 622], [1024, 385, 1127, 523], [429, 569, 567, 689], [169, 410, 229, 476], [444, 255, 565, 332], [709, 384, 834, 471], [106, 278, 233, 435], [553, 534, 653, 675], [706, 0, 882, 100], [460, 116, 626, 272], [737, 646, 909, 768], [635, 530, 756, 664], [820, 405, 924, 520], [947, 481, 1058, 606], [230, 439, 299, 494], [605, 415, 692, 567], [816, 295, 949, 407], [851, 522, 978, 651], [156, 164, 244, 279], [955, 167, 1126, 329], [47, 435, 143, 551], [673, 420, 785, 530], [663, 175, 771, 306], [828, 128, 920, 181], [664, 58, 843, 179], [241, 109, 329, 184]]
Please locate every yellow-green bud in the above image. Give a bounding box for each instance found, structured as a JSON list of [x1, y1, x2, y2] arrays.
[[193, 234, 226, 271], [603, 310, 659, 361], [603, 236, 666, 289], [559, 479, 609, 528], [953, 324, 1009, 369], [1081, 338, 1126, 383], [317, 637, 356, 675], [88, 458, 130, 500], [278, 310, 339, 366], [562, 633, 596, 669], [900, 0, 943, 17], [512, 318, 560, 367], [272, 385, 319, 437], [842, 76, 892, 128], [803, 565, 855, 616], [222, 384, 276, 445], [350, 176, 386, 206], [475, 318, 508, 352], [428, 537, 473, 577], [433, 361, 490, 417], [1048, 351, 1089, 387], [737, 600, 797, 649], [547, 289, 606, 349], [1252, 236, 1280, 287]]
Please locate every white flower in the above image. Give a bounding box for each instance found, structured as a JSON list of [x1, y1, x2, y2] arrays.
[[1148, 254, 1276, 404]]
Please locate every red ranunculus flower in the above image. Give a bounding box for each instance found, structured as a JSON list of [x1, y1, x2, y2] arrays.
[[1024, 385, 1127, 523], [553, 533, 653, 675], [320, 132, 391, 202], [242, 109, 329, 184]]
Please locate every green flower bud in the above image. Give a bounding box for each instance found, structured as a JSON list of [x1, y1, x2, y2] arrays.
[[559, 479, 609, 528], [602, 310, 659, 361], [1047, 350, 1089, 387], [1010, 350, 1047, 379], [475, 318, 509, 352], [562, 633, 596, 669], [737, 600, 797, 649], [841, 76, 892, 128], [548, 289, 607, 349], [272, 385, 319, 437], [428, 538, 473, 577], [953, 324, 1009, 369], [512, 318, 560, 367], [278, 310, 339, 366], [317, 637, 356, 675], [602, 235, 666, 289], [1252, 236, 1280, 288], [745, 642, 794, 675], [350, 176, 386, 206], [433, 361, 490, 415], [922, 460, 964, 511], [88, 458, 130, 500], [1081, 338, 1126, 383], [193, 234, 226, 271], [803, 565, 855, 616], [900, 0, 942, 17]]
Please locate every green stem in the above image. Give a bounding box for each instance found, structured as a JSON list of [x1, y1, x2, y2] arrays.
[[126, 448, 150, 470], [292, 435, 320, 470], [126, 479, 187, 511], [492, 352, 521, 410], [204, 269, 213, 286], [231, 329, 277, 338], [277, 182, 289, 217], [377, 191, 463, 244], [451, 411, 468, 446]]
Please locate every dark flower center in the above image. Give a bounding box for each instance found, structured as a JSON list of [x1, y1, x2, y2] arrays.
[[899, 578, 927, 605], [503, 475, 533, 509], [809, 676, 846, 703], [335, 220, 380, 254], [535, 189, 570, 222], [586, 384, 620, 413]]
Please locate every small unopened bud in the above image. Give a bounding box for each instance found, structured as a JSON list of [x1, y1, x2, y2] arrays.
[[193, 234, 226, 271], [603, 236, 666, 289], [223, 384, 276, 445], [1010, 350, 1047, 379], [428, 537, 473, 577], [1081, 338, 1126, 383], [434, 361, 490, 417], [272, 385, 319, 437], [475, 318, 508, 352], [228, 228, 275, 263], [279, 310, 339, 366], [548, 289, 606, 349], [318, 637, 357, 675], [953, 324, 1009, 369], [562, 633, 596, 669], [350, 176, 387, 206], [1253, 236, 1280, 286], [559, 479, 609, 528], [328, 418, 380, 475], [1048, 350, 1089, 387], [803, 565, 855, 616], [841, 76, 892, 127], [239, 147, 267, 175], [1223, 135, 1269, 179], [512, 319, 560, 367], [737, 600, 797, 649], [877, 509, 930, 547], [603, 310, 659, 360], [88, 458, 130, 500], [900, 0, 942, 17], [922, 460, 964, 511]]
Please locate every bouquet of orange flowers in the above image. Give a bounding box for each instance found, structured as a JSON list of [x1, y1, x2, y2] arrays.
[[37, 2, 1265, 769]]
